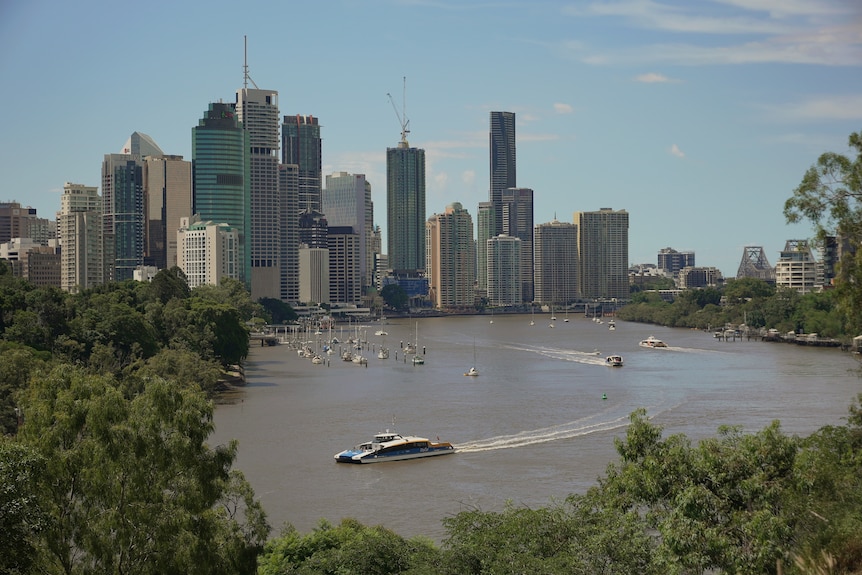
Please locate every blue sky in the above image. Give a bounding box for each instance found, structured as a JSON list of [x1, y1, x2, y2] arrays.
[[1, 0, 860, 277]]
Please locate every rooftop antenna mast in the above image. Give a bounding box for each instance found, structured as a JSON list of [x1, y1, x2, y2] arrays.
[[243, 35, 259, 90], [387, 76, 410, 146]]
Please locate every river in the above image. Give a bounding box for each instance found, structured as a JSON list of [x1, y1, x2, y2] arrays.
[[210, 314, 862, 541]]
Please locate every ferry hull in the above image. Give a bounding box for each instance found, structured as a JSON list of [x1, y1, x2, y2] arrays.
[[335, 445, 455, 464]]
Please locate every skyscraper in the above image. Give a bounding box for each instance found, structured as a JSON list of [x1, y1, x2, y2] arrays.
[[192, 102, 251, 286], [476, 201, 494, 292], [490, 111, 516, 236], [283, 114, 323, 302], [487, 234, 521, 306], [57, 183, 103, 293], [237, 85, 280, 300], [387, 139, 426, 273], [102, 153, 145, 282], [143, 155, 191, 270], [426, 202, 475, 309], [279, 164, 300, 303], [534, 219, 579, 306], [575, 208, 629, 300], [324, 172, 374, 291], [501, 187, 534, 303], [327, 226, 361, 305], [282, 115, 322, 213]]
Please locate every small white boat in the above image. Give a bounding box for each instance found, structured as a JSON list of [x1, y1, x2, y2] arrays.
[[608, 320, 616, 331], [605, 355, 623, 367], [639, 335, 668, 348], [352, 354, 367, 365], [464, 366, 479, 377], [412, 354, 425, 365], [375, 329, 388, 336], [311, 355, 324, 365], [334, 430, 455, 464], [377, 347, 389, 360]]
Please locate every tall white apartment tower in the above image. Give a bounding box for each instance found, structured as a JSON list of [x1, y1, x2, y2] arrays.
[[575, 208, 629, 300], [487, 233, 521, 306], [57, 182, 103, 293], [237, 77, 280, 301], [534, 219, 578, 306], [426, 202, 475, 309], [323, 172, 374, 291]]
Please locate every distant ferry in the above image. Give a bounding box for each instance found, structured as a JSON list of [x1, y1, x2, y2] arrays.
[[639, 335, 668, 348], [334, 430, 455, 463]]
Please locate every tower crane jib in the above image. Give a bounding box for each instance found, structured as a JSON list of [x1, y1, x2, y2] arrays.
[[387, 76, 410, 146]]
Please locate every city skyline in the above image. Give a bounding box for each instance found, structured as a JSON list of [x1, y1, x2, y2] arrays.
[[1, 1, 861, 277]]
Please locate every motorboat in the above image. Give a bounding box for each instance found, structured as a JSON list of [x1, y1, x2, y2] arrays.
[[334, 430, 455, 463], [412, 354, 425, 365], [375, 329, 388, 336], [605, 355, 624, 367], [608, 320, 616, 331], [464, 366, 479, 377], [639, 335, 668, 348], [311, 355, 324, 365], [377, 347, 389, 360]]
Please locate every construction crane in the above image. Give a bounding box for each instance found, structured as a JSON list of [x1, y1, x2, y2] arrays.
[[387, 76, 410, 146]]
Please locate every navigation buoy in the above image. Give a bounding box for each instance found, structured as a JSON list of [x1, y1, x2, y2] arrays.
[[602, 393, 607, 400]]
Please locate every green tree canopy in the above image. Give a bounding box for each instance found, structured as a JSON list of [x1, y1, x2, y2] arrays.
[[380, 284, 409, 312], [16, 365, 269, 574], [785, 130, 862, 333]]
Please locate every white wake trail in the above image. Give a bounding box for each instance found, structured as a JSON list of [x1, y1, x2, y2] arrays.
[[455, 414, 631, 453]]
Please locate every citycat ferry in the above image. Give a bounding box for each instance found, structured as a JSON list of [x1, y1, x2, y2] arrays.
[[334, 430, 455, 463]]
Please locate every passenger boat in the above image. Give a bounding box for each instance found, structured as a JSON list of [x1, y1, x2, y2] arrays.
[[605, 355, 623, 367], [639, 335, 668, 348], [334, 430, 455, 463]]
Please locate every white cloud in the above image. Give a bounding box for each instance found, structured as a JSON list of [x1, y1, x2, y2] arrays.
[[562, 0, 862, 66], [461, 170, 476, 186], [554, 102, 574, 114], [766, 94, 862, 122], [634, 72, 676, 83], [670, 144, 685, 158]]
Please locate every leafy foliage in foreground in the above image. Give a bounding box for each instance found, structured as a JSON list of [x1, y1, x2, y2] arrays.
[[9, 364, 269, 574]]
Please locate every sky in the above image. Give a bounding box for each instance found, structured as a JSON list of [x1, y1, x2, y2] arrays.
[[1, 0, 861, 278]]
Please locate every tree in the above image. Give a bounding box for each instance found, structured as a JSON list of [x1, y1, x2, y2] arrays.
[[193, 278, 262, 323], [0, 343, 49, 435], [784, 130, 862, 333], [258, 518, 441, 575], [17, 365, 269, 574], [258, 297, 297, 325], [601, 409, 801, 574], [380, 284, 409, 312], [0, 439, 46, 575], [146, 266, 190, 304]]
